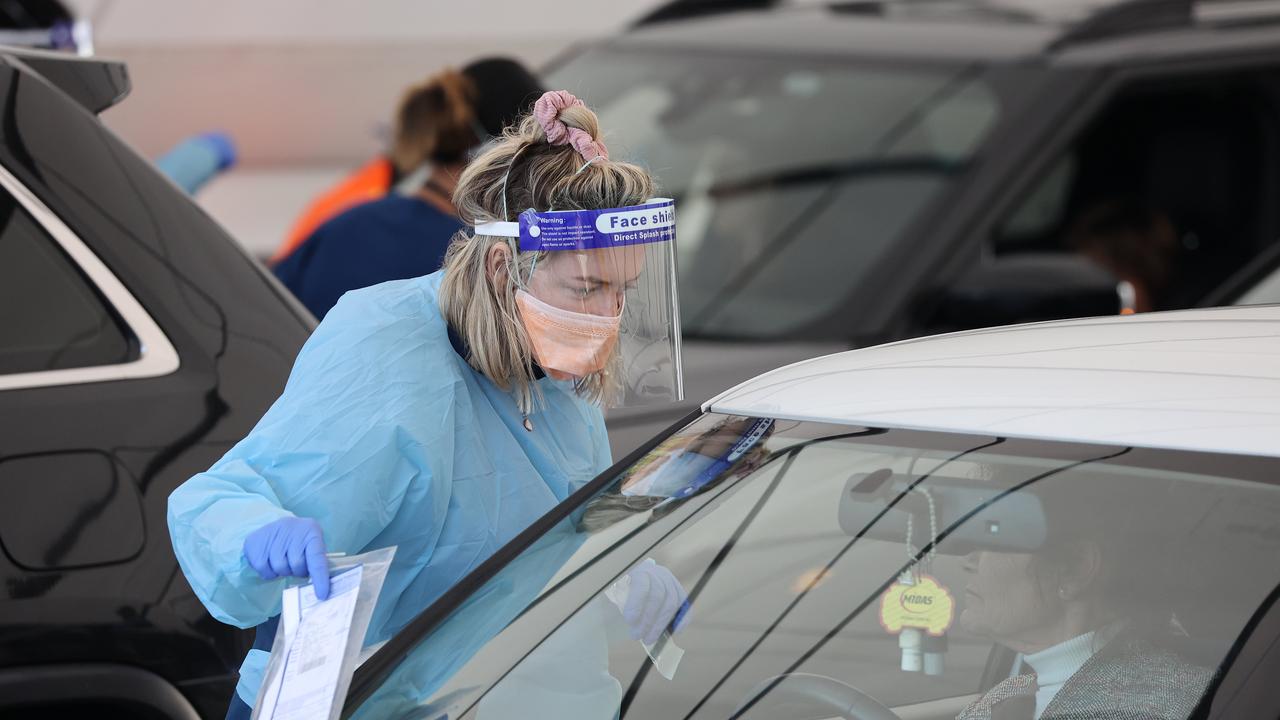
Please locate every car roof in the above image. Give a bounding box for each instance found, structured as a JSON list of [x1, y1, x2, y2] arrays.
[[706, 305, 1280, 458], [616, 1, 1280, 65]]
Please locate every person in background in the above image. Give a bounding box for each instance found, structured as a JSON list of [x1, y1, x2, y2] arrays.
[[272, 60, 542, 319], [1066, 200, 1178, 314], [269, 57, 540, 264]]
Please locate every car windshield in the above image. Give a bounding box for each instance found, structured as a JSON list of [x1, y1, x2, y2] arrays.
[[544, 48, 1007, 340], [346, 414, 1280, 719]]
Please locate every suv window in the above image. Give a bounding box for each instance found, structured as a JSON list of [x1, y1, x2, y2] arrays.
[[992, 67, 1280, 313], [0, 189, 134, 375]]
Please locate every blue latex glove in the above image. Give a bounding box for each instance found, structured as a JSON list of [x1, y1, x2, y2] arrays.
[[623, 559, 690, 645], [242, 517, 331, 600]]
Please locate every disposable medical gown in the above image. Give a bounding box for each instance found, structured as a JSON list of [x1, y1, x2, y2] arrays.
[[166, 270, 612, 705]]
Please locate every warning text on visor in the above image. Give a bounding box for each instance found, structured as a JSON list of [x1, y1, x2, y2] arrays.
[[519, 200, 675, 252]]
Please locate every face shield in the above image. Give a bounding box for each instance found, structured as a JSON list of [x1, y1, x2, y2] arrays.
[[477, 198, 683, 407]]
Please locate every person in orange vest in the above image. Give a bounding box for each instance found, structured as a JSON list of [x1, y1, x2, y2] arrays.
[[270, 57, 541, 267]]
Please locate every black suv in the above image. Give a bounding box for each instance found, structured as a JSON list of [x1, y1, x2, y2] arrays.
[[551, 0, 1280, 453], [0, 49, 311, 718]]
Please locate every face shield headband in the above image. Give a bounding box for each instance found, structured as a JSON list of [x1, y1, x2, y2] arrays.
[[474, 197, 684, 407]]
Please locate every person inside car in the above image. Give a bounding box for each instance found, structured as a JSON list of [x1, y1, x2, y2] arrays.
[[955, 491, 1211, 720], [1065, 199, 1179, 314]]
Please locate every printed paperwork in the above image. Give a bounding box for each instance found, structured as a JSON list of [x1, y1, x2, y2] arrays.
[[252, 546, 396, 720], [257, 566, 363, 720]]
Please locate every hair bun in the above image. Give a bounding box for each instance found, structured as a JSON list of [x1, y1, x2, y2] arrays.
[[392, 69, 479, 171], [533, 90, 608, 161]]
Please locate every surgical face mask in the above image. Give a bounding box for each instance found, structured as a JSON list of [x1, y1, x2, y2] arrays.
[[622, 450, 719, 498], [516, 289, 621, 380]]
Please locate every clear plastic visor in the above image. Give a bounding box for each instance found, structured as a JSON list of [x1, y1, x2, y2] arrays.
[[478, 198, 683, 408]]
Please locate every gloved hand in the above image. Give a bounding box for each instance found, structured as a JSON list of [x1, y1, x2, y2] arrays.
[[242, 517, 331, 600], [622, 559, 690, 645]]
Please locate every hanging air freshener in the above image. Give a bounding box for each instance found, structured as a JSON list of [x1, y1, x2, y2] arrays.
[[880, 488, 954, 674], [879, 574, 955, 671]]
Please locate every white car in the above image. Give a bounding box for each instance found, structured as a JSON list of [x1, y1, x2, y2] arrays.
[[340, 305, 1280, 720]]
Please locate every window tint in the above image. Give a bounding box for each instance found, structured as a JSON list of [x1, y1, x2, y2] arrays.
[[0, 191, 134, 375]]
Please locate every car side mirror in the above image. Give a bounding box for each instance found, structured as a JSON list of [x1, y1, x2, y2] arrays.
[[920, 253, 1126, 333]]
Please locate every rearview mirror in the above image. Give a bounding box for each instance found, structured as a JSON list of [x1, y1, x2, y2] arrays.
[[839, 470, 1047, 555], [920, 253, 1126, 333]]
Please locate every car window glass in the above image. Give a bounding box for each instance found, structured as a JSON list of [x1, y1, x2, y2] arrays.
[[998, 155, 1077, 239], [349, 415, 1280, 720], [0, 189, 134, 375], [548, 50, 1004, 340], [885, 77, 1001, 162], [691, 175, 948, 336], [988, 69, 1280, 314]]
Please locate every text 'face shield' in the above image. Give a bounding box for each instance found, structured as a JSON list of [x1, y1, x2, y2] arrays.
[[481, 198, 683, 408]]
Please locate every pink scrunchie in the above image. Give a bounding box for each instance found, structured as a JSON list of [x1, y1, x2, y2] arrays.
[[533, 90, 609, 162]]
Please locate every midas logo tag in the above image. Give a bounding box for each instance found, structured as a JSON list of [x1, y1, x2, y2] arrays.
[[879, 575, 955, 636]]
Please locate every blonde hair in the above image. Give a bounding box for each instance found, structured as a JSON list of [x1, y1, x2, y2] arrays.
[[391, 68, 479, 173], [438, 99, 655, 413]]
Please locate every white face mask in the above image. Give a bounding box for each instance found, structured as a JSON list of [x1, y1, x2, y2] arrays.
[[622, 450, 719, 498]]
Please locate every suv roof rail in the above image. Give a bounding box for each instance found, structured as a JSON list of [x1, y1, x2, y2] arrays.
[[1048, 0, 1192, 50]]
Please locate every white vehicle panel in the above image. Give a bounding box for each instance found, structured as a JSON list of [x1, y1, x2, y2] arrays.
[[707, 306, 1280, 458]]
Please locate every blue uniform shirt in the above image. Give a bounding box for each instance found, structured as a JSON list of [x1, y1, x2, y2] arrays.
[[273, 195, 464, 319]]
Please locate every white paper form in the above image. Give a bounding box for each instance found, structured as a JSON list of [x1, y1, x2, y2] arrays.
[[258, 565, 364, 720]]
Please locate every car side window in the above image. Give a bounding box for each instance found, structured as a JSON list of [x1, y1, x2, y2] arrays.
[[990, 66, 1280, 314], [0, 188, 134, 375]]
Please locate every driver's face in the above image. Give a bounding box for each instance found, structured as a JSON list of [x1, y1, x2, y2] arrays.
[[959, 551, 1060, 648]]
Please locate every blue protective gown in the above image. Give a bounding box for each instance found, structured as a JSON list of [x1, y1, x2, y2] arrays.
[[166, 270, 612, 705]]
